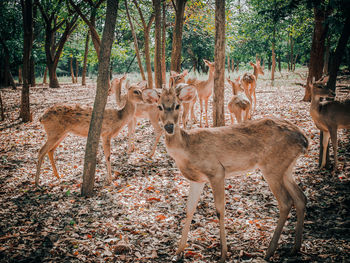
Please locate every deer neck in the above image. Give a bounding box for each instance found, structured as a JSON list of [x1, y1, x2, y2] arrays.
[[208, 69, 214, 84], [118, 98, 136, 121], [253, 68, 259, 80], [164, 125, 186, 150]]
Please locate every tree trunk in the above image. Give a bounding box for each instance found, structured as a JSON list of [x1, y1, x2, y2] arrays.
[[271, 27, 276, 81], [43, 66, 47, 84], [278, 55, 281, 72], [304, 5, 328, 101], [170, 0, 187, 72], [70, 56, 75, 83], [323, 35, 330, 75], [0, 91, 5, 121], [144, 28, 153, 88], [19, 67, 23, 84], [326, 13, 350, 92], [47, 62, 60, 88], [125, 0, 145, 80], [81, 0, 119, 197], [29, 55, 35, 87], [161, 1, 166, 83], [20, 0, 33, 122], [153, 0, 162, 89], [82, 31, 90, 86], [227, 56, 230, 73], [231, 58, 234, 71], [290, 34, 294, 72], [213, 0, 225, 127], [75, 57, 79, 83], [0, 38, 16, 89]]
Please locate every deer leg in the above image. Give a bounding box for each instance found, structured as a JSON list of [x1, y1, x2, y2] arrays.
[[210, 174, 227, 262], [204, 98, 209, 127], [329, 128, 338, 172], [234, 109, 242, 123], [264, 178, 293, 259], [148, 113, 162, 158], [190, 98, 197, 124], [47, 147, 59, 180], [283, 167, 306, 255], [320, 131, 330, 169], [176, 181, 205, 255], [230, 113, 234, 124], [127, 118, 136, 154], [199, 98, 203, 127], [182, 102, 190, 129], [35, 134, 65, 186], [102, 135, 112, 184], [252, 82, 257, 113]]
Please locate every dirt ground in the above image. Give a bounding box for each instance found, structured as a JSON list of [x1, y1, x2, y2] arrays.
[[0, 70, 349, 262]]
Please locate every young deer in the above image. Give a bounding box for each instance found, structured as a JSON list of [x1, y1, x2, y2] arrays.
[[35, 82, 147, 186], [226, 76, 251, 124], [241, 58, 264, 116], [169, 70, 197, 128], [109, 77, 162, 157], [187, 59, 215, 127], [143, 84, 308, 261], [309, 80, 350, 172]]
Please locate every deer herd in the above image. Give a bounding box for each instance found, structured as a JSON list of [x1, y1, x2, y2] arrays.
[[34, 58, 350, 261]]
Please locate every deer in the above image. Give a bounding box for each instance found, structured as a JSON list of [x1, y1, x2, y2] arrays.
[[109, 77, 162, 158], [241, 58, 264, 117], [187, 59, 215, 127], [309, 79, 350, 172], [35, 82, 149, 186], [226, 76, 251, 124], [142, 84, 308, 262], [169, 69, 197, 128]]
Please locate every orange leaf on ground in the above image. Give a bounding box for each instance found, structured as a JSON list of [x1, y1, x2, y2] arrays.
[[147, 197, 161, 202], [156, 214, 166, 221]]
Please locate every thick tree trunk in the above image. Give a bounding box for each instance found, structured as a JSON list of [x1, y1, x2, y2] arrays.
[[82, 31, 90, 86], [231, 58, 234, 71], [0, 38, 16, 89], [304, 6, 328, 101], [290, 34, 294, 72], [161, 1, 166, 83], [81, 0, 119, 197], [170, 0, 187, 72], [227, 56, 230, 73], [125, 0, 145, 80], [20, 0, 33, 122], [153, 0, 162, 89], [278, 55, 281, 72], [43, 66, 47, 84], [47, 62, 60, 88], [323, 35, 330, 75], [213, 0, 225, 127], [326, 14, 350, 92]]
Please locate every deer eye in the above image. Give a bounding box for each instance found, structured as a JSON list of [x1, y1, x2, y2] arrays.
[[133, 90, 141, 95], [158, 105, 163, 111], [175, 104, 180, 110]]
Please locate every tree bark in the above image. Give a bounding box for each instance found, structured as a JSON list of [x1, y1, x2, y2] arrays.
[[0, 38, 16, 89], [161, 0, 166, 83], [153, 0, 162, 89], [323, 35, 330, 75], [43, 66, 47, 84], [75, 57, 79, 83], [70, 56, 75, 83], [29, 55, 35, 87], [304, 5, 329, 101], [271, 27, 276, 81], [213, 0, 225, 127], [170, 0, 187, 72], [124, 0, 145, 80], [82, 31, 90, 86], [227, 56, 230, 73], [19, 67, 23, 84], [20, 0, 33, 122], [326, 13, 350, 92], [81, 0, 119, 197]]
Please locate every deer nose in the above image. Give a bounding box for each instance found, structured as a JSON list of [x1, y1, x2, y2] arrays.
[[164, 123, 174, 134]]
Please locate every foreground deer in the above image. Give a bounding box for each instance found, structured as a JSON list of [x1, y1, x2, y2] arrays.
[[169, 70, 197, 128], [109, 77, 162, 157], [226, 76, 251, 124], [187, 59, 215, 127], [143, 84, 308, 261], [241, 58, 264, 116], [35, 82, 147, 186], [309, 80, 350, 172]]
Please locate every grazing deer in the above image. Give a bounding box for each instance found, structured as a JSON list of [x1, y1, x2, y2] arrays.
[[109, 77, 162, 157], [142, 84, 308, 261], [169, 70, 197, 128], [241, 58, 264, 116], [226, 76, 251, 124], [309, 80, 350, 172], [187, 59, 215, 127], [35, 82, 148, 186]]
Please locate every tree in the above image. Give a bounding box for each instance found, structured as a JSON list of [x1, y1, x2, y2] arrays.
[[20, 0, 33, 122], [81, 0, 119, 197], [132, 0, 155, 89], [37, 0, 79, 88], [170, 0, 187, 73], [213, 0, 225, 127], [82, 31, 90, 85], [303, 1, 330, 101], [153, 0, 163, 89], [124, 0, 145, 80]]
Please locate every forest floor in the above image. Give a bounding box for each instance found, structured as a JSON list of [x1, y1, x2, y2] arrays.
[[0, 69, 349, 263]]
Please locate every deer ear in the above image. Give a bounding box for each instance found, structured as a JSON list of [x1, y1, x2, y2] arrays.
[[137, 80, 148, 89], [121, 73, 127, 80], [176, 84, 196, 103], [142, 89, 160, 104], [125, 79, 130, 90], [170, 71, 177, 77], [182, 69, 188, 77], [249, 62, 255, 67]]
